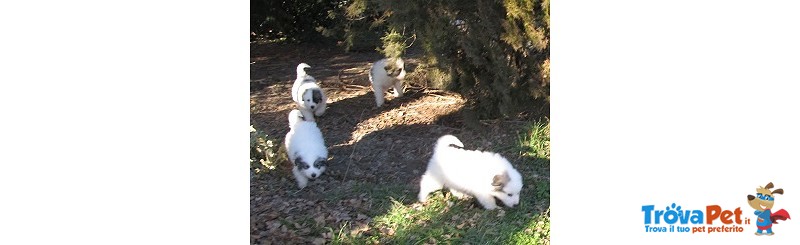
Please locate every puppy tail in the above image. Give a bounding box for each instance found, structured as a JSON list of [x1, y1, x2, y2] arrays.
[[394, 57, 406, 80], [288, 109, 304, 127], [297, 63, 311, 77], [436, 135, 464, 150], [394, 57, 405, 70]]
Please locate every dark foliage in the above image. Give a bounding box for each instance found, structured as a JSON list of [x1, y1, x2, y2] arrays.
[[252, 0, 550, 120], [250, 0, 343, 43]]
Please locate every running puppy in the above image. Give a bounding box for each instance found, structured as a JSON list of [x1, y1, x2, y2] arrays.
[[369, 58, 406, 107], [418, 135, 524, 210], [284, 109, 328, 189], [292, 63, 327, 121]]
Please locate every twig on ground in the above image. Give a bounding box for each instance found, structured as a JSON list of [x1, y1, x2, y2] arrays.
[[343, 85, 369, 90], [325, 80, 369, 90], [404, 101, 459, 109], [427, 93, 458, 100], [421, 88, 448, 94], [337, 68, 346, 84], [342, 109, 366, 182]]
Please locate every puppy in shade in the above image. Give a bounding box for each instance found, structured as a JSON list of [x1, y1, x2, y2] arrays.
[[292, 63, 327, 121], [284, 109, 328, 189], [418, 135, 524, 210], [368, 57, 406, 107]]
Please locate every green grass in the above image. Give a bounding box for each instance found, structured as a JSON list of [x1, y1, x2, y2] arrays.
[[329, 121, 551, 244], [250, 125, 284, 175], [519, 120, 550, 159]]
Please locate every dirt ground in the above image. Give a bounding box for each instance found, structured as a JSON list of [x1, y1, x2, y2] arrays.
[[250, 42, 547, 244]]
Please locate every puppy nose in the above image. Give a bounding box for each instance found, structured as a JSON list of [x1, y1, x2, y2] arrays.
[[747, 195, 755, 201], [310, 105, 315, 109], [311, 173, 317, 178]]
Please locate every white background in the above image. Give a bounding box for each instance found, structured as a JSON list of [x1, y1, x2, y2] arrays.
[[0, 0, 798, 244], [0, 1, 249, 244], [552, 0, 799, 244]]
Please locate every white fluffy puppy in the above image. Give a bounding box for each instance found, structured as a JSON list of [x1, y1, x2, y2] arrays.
[[292, 63, 327, 121], [418, 135, 524, 210], [368, 57, 406, 107], [284, 109, 329, 189]]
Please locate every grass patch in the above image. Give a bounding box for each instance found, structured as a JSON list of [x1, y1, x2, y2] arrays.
[[250, 125, 286, 176], [519, 120, 550, 159], [330, 121, 551, 244], [322, 181, 412, 215]]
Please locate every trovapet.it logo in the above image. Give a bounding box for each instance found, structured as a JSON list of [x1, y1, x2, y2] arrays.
[[641, 203, 745, 234], [641, 181, 791, 235]]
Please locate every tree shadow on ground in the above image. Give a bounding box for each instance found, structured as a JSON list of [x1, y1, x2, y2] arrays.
[[251, 92, 549, 244], [321, 109, 550, 243], [250, 42, 549, 244]]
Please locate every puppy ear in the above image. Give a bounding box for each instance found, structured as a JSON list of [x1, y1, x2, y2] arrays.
[[492, 171, 510, 191], [765, 182, 774, 189], [772, 188, 784, 195], [295, 158, 307, 168], [315, 157, 327, 166], [312, 90, 323, 103], [448, 144, 463, 149], [384, 63, 401, 77]]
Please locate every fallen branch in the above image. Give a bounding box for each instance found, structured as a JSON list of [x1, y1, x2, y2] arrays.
[[342, 109, 367, 182], [404, 101, 459, 109]]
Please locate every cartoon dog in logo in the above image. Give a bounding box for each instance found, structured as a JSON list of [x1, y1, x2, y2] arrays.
[[746, 182, 791, 236]]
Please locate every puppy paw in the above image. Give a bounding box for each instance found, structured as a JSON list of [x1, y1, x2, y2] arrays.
[[419, 191, 435, 203], [373, 94, 386, 108], [477, 197, 498, 210], [482, 204, 498, 210], [450, 190, 471, 200], [295, 177, 309, 189], [314, 107, 326, 117]]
